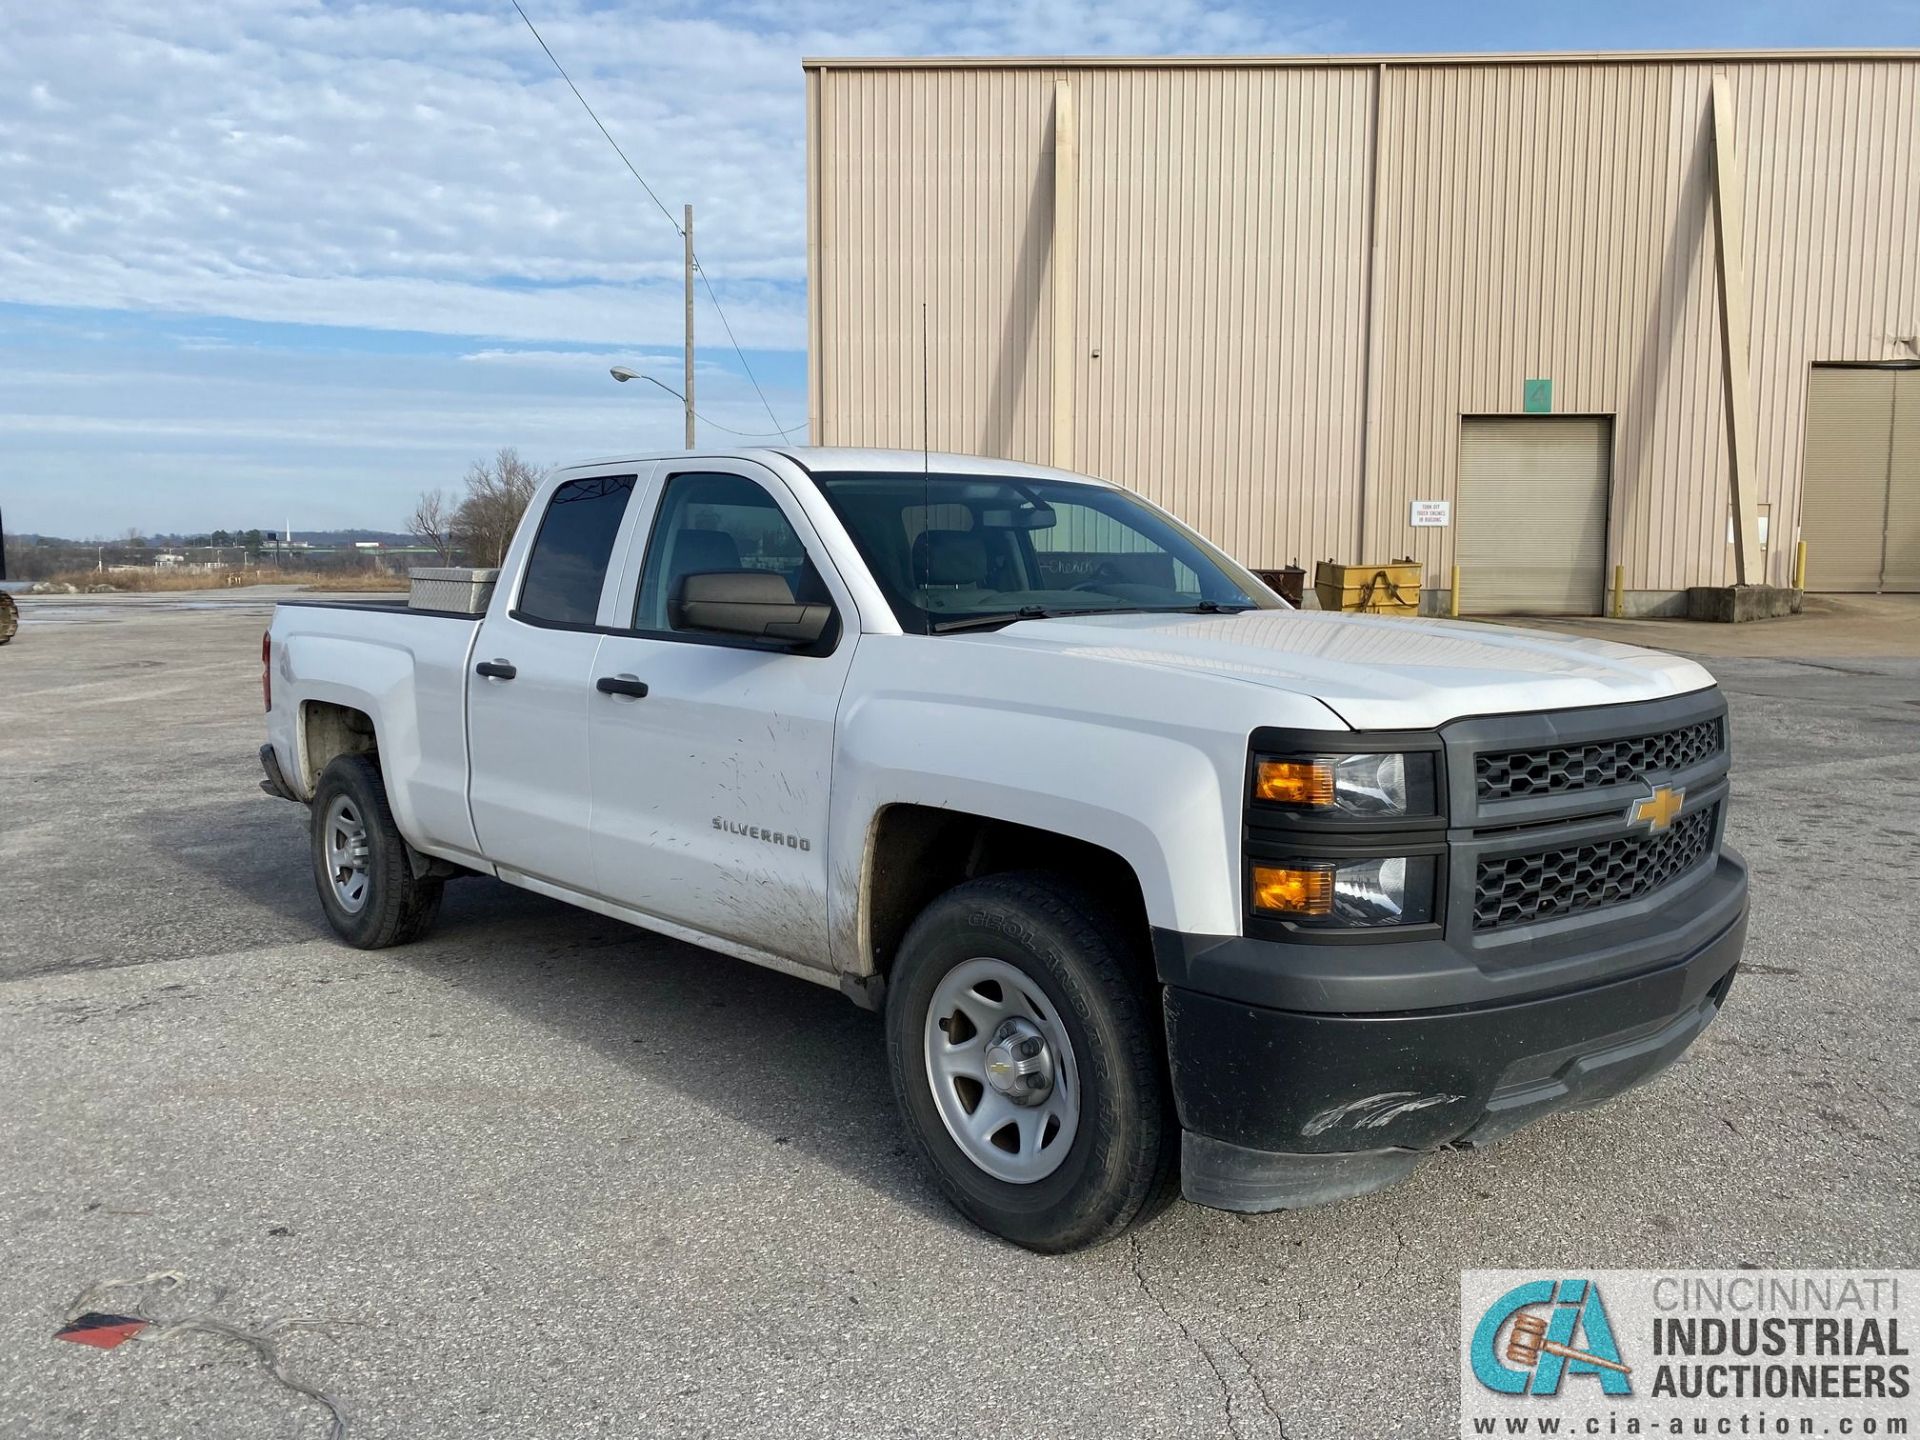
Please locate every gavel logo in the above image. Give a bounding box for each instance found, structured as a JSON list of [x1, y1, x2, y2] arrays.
[[1505, 1311, 1633, 1376]]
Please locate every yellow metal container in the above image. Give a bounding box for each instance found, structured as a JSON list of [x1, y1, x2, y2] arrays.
[[1314, 560, 1422, 615]]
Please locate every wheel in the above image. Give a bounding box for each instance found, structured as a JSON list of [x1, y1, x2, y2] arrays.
[[309, 754, 443, 948], [885, 871, 1176, 1251]]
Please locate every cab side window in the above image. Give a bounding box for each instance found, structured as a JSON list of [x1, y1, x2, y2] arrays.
[[633, 471, 823, 634], [517, 474, 637, 625]]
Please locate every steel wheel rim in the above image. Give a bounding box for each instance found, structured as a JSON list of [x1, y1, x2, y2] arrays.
[[923, 956, 1080, 1184], [323, 795, 371, 915]]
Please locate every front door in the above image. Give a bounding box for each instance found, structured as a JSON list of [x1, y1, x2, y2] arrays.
[[468, 470, 645, 888], [589, 463, 855, 971]]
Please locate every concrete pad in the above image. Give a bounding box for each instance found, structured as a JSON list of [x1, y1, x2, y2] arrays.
[[1477, 592, 1920, 659]]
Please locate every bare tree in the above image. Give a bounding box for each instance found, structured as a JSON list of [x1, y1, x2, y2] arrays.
[[452, 447, 545, 568], [407, 489, 457, 564]]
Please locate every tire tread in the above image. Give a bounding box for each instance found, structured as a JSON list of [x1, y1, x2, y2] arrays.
[[887, 869, 1176, 1251], [310, 754, 443, 949]]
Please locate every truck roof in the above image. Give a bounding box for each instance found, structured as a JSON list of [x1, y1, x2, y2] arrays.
[[558, 446, 1118, 486]]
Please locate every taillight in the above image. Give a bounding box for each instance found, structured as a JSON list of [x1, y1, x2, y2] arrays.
[[262, 630, 272, 712]]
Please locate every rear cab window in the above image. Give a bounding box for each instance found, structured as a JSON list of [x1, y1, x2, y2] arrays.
[[516, 474, 638, 626]]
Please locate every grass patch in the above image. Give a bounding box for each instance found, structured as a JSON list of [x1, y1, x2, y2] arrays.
[[292, 571, 409, 592], [41, 568, 406, 594]]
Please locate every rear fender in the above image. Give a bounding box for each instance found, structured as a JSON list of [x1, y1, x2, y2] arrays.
[[280, 634, 447, 850]]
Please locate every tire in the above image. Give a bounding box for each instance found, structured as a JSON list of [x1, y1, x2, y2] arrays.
[[885, 871, 1176, 1252], [309, 754, 443, 949]]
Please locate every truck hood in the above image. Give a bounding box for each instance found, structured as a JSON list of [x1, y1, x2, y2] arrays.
[[957, 609, 1714, 730]]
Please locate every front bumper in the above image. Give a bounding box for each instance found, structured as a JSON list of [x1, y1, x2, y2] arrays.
[[1161, 849, 1748, 1212]]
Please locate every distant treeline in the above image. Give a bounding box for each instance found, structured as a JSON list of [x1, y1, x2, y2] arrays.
[[3, 446, 548, 581], [0, 533, 426, 582]]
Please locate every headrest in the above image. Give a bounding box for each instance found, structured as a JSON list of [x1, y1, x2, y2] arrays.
[[672, 529, 742, 576], [913, 529, 989, 587]]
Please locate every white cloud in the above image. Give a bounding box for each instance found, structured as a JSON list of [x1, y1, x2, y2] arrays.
[[0, 337, 811, 535], [0, 0, 1345, 535], [459, 346, 681, 369], [0, 0, 1336, 349]]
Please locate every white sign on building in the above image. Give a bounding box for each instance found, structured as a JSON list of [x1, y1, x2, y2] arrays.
[[1410, 500, 1452, 528]]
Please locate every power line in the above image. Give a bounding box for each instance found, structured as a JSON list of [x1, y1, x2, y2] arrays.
[[509, 0, 679, 235], [692, 262, 786, 437], [624, 372, 808, 439], [509, 0, 798, 441]]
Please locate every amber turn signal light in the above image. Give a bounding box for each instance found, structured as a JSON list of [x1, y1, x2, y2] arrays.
[[1254, 759, 1335, 807], [1250, 864, 1334, 916]]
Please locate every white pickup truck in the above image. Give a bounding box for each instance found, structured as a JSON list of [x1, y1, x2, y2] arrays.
[[261, 448, 1748, 1251]]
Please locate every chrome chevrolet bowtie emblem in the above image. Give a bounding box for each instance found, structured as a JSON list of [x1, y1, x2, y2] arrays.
[[1629, 785, 1685, 834]]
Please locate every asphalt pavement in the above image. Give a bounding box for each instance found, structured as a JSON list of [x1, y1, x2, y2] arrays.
[[1, 589, 1915, 1438]]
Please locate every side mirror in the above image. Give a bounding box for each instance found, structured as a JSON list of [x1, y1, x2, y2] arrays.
[[671, 570, 832, 646]]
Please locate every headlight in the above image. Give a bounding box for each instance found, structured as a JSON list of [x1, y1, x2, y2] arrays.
[[1250, 856, 1437, 927], [1253, 751, 1438, 817]]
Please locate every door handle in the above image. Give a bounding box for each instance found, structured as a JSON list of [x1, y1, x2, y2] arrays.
[[595, 674, 649, 699], [475, 659, 517, 680]]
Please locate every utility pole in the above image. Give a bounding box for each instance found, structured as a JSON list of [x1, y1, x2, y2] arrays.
[[683, 203, 696, 449]]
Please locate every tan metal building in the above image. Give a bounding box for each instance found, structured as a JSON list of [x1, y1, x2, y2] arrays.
[[803, 51, 1920, 613]]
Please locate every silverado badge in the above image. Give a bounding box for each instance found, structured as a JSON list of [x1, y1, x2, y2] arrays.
[[1628, 785, 1685, 834]]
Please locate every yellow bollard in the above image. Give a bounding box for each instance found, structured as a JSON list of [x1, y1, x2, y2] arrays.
[[1448, 564, 1461, 618], [1612, 564, 1625, 619], [1793, 539, 1807, 590]]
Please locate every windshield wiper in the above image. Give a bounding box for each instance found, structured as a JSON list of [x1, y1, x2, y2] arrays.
[[929, 606, 1092, 634], [1095, 601, 1256, 616], [928, 601, 1256, 633]]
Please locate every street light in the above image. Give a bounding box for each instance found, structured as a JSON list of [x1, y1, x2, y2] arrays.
[[611, 365, 693, 446]]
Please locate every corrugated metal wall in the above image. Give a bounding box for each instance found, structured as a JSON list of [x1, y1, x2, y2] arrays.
[[809, 55, 1920, 593]]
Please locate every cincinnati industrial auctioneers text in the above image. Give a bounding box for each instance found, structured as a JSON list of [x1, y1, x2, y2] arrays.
[[1648, 1275, 1909, 1403], [1460, 1270, 1918, 1438]]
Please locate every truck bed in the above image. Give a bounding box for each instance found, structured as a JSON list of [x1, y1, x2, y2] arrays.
[[276, 598, 481, 621], [266, 596, 486, 858]]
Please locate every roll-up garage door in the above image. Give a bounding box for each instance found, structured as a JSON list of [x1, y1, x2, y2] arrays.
[[1455, 417, 1611, 614], [1801, 365, 1920, 593]]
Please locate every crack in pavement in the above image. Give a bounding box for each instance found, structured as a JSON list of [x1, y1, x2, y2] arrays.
[[1224, 1332, 1289, 1435], [1129, 1231, 1272, 1440]]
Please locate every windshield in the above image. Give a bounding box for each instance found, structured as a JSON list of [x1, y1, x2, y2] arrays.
[[810, 473, 1279, 633]]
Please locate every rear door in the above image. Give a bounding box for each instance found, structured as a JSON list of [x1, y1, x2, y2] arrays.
[[467, 469, 649, 888], [588, 461, 855, 970]]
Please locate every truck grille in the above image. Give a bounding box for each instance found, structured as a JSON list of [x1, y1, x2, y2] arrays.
[[1472, 805, 1718, 931], [1475, 717, 1724, 802]]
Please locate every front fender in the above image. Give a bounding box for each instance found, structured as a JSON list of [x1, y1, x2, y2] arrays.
[[829, 696, 1254, 973]]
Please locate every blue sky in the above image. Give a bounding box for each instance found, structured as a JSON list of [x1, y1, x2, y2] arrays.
[[3, 0, 1916, 538]]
